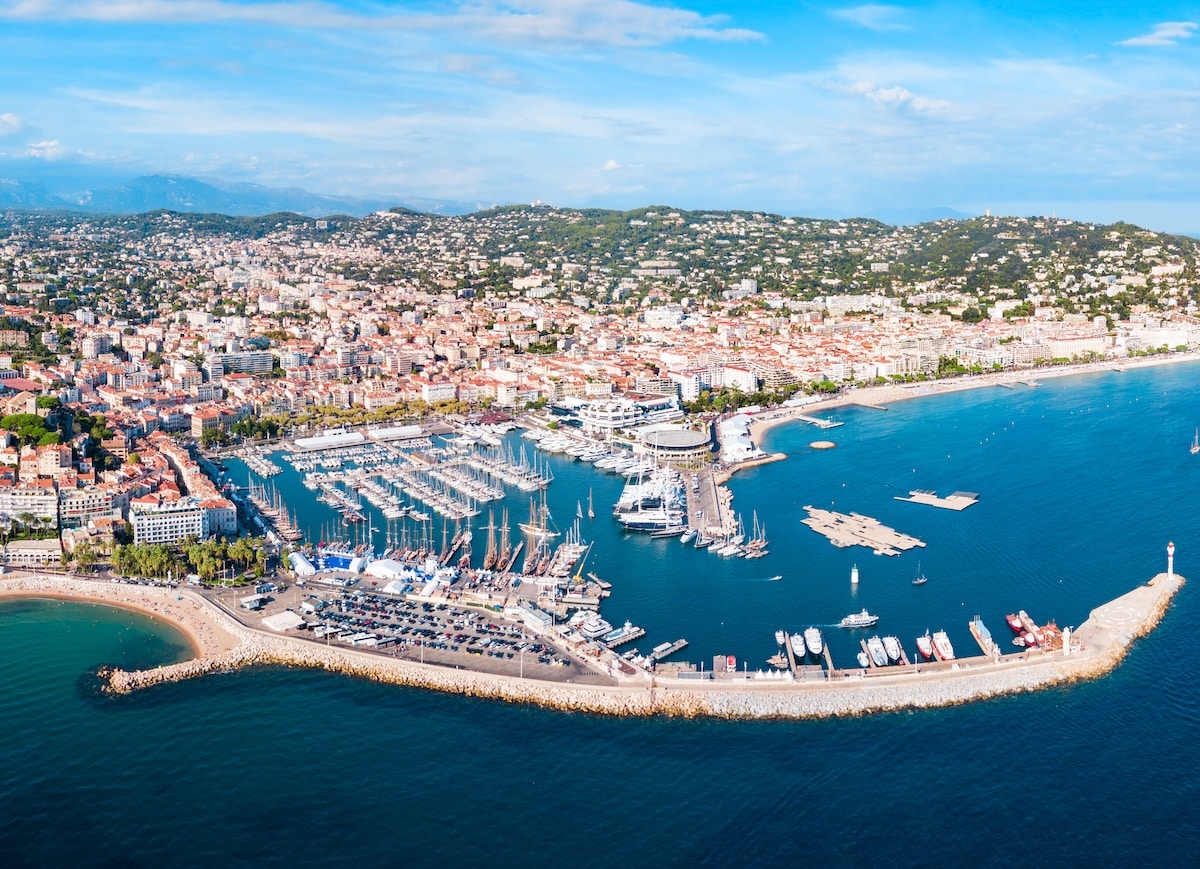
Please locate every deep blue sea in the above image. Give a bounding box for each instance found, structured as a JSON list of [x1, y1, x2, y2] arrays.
[[4, 363, 1199, 866]]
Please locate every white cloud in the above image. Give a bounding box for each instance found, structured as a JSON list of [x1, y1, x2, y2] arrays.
[[0, 112, 23, 136], [603, 159, 620, 170], [0, 0, 362, 27], [0, 0, 763, 48], [26, 139, 65, 159], [831, 5, 908, 32], [844, 80, 949, 114], [453, 1, 762, 48], [1119, 21, 1197, 47]]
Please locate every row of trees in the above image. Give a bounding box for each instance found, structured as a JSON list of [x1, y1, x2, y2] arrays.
[[108, 536, 268, 582], [1, 512, 58, 541], [682, 384, 804, 415]]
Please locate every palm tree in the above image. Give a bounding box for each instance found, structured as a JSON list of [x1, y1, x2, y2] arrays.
[[74, 542, 98, 572]]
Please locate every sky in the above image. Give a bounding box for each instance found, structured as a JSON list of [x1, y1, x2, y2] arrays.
[[1, 1, 1199, 229]]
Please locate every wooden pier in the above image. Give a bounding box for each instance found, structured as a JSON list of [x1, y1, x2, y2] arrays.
[[648, 639, 689, 664], [794, 414, 844, 429], [604, 626, 646, 648], [821, 643, 835, 674], [969, 616, 997, 657], [783, 632, 799, 674]]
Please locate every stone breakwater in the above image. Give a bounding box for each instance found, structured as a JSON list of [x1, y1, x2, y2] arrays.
[[3, 571, 1183, 720]]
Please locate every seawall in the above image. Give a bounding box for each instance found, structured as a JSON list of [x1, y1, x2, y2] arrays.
[[2, 571, 1182, 720]]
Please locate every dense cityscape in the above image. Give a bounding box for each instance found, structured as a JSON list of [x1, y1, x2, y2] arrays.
[[0, 204, 1197, 573]]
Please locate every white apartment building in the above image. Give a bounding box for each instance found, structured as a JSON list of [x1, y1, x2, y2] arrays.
[[59, 486, 117, 529], [131, 498, 208, 545]]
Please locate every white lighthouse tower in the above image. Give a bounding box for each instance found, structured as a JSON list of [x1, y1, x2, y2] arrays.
[[1167, 541, 1175, 579]]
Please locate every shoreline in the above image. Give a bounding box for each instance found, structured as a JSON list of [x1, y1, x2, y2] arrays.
[[0, 574, 240, 658], [0, 570, 1183, 720], [742, 352, 1200, 453]]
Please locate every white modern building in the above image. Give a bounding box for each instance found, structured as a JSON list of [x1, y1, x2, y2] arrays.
[[130, 498, 208, 545]]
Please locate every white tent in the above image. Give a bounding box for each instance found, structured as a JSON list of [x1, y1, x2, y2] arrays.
[[262, 611, 306, 632]]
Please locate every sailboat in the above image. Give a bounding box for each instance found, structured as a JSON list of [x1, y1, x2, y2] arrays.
[[587, 488, 595, 519], [912, 562, 928, 586], [577, 500, 584, 520], [1191, 428, 1199, 455]]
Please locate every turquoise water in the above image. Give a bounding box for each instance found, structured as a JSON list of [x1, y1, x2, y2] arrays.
[[3, 363, 1199, 865]]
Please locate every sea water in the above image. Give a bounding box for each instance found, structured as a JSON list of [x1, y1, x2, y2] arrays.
[[2, 363, 1199, 865]]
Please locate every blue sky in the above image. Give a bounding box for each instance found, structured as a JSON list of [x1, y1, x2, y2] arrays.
[[1, 1, 1199, 229]]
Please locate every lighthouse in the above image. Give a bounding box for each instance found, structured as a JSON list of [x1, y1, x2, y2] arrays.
[[851, 564, 859, 585], [1168, 541, 1175, 579]]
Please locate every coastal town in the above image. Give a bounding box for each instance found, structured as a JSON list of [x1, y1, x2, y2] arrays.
[[0, 204, 1193, 714]]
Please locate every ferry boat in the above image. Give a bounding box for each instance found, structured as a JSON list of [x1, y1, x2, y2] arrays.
[[882, 635, 902, 663], [1005, 613, 1024, 633], [866, 636, 889, 667], [931, 629, 955, 661], [804, 627, 824, 657], [915, 630, 934, 660], [839, 609, 879, 629]]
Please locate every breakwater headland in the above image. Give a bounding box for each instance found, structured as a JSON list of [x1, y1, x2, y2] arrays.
[[2, 570, 1182, 720]]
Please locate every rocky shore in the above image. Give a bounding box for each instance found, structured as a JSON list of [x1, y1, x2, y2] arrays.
[[2, 570, 1182, 720]]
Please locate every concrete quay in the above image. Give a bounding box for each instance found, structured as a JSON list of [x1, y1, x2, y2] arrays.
[[0, 570, 1182, 720], [801, 506, 925, 556]]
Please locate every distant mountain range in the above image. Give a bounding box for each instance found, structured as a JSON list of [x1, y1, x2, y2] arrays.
[[860, 206, 975, 226], [0, 171, 490, 217], [0, 171, 983, 227], [2, 169, 1191, 235]]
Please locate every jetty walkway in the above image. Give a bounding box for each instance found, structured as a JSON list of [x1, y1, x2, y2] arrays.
[[0, 569, 1182, 720]]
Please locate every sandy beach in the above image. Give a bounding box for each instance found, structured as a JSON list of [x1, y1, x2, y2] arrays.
[[743, 352, 1200, 451], [0, 572, 241, 657]]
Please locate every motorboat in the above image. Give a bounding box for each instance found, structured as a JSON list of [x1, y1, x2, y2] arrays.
[[882, 636, 902, 663], [804, 627, 824, 657], [915, 631, 934, 660], [931, 629, 955, 661], [866, 636, 889, 667]]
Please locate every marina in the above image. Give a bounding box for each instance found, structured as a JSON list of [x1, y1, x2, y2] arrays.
[[46, 360, 1193, 716]]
